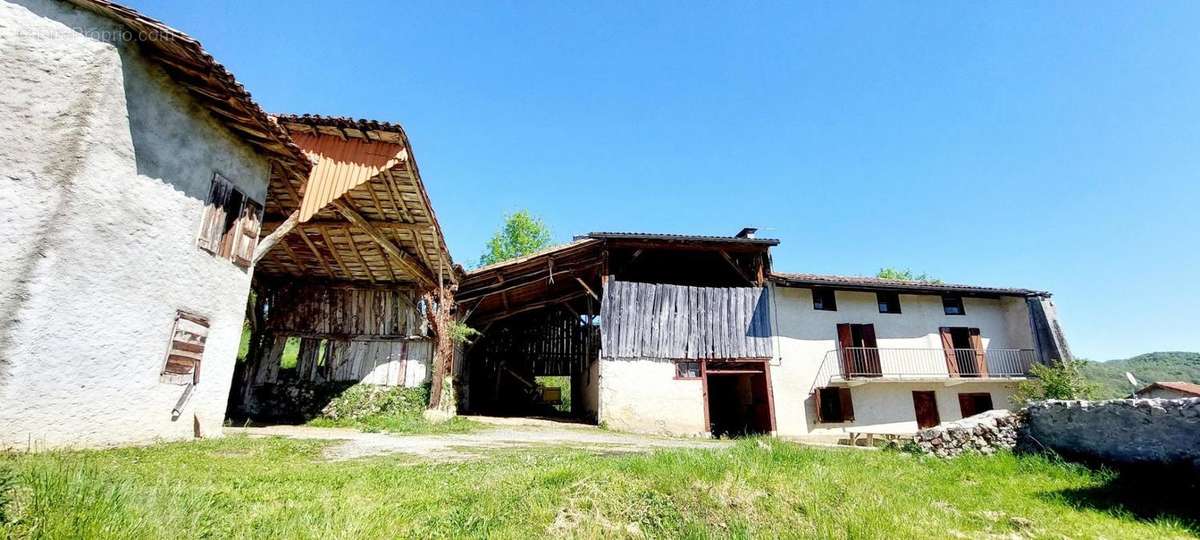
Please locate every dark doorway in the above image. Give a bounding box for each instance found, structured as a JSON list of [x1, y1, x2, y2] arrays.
[[912, 391, 940, 429], [704, 361, 774, 437], [958, 392, 994, 418]]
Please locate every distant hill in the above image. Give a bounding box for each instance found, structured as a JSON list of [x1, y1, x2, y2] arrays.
[[1079, 351, 1200, 399]]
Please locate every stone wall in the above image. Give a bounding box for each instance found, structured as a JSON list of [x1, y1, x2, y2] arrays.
[[914, 409, 1021, 457], [1022, 398, 1200, 470]]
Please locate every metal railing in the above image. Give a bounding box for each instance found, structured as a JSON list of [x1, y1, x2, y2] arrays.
[[811, 347, 1035, 390]]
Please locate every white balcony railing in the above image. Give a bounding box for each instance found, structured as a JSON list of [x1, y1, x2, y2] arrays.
[[812, 347, 1035, 390]]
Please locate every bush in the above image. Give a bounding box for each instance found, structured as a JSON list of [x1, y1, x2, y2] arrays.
[[1013, 359, 1099, 406], [319, 384, 430, 421]]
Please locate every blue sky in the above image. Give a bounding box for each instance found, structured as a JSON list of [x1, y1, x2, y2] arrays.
[[126, 1, 1199, 360]]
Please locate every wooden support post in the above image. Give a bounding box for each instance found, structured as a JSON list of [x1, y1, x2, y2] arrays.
[[252, 210, 299, 264], [718, 249, 756, 285], [575, 277, 599, 301]]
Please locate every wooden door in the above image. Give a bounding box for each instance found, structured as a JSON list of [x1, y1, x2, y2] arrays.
[[860, 324, 881, 376], [912, 391, 940, 429]]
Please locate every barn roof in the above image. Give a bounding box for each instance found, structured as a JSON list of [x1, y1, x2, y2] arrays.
[[65, 0, 311, 186], [770, 272, 1049, 298], [583, 231, 780, 247], [1135, 381, 1200, 398], [254, 114, 456, 287]]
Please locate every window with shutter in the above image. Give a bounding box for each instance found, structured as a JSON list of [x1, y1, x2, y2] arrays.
[[196, 172, 262, 268], [815, 387, 854, 423], [161, 311, 209, 385], [232, 199, 263, 267]]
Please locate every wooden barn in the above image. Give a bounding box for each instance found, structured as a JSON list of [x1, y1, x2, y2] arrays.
[[456, 230, 779, 434], [230, 115, 458, 421]]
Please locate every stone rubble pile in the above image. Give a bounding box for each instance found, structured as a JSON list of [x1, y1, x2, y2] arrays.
[[914, 409, 1022, 458]]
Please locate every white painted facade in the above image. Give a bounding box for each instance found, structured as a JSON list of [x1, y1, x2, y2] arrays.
[[0, 0, 271, 448], [599, 284, 1038, 438]]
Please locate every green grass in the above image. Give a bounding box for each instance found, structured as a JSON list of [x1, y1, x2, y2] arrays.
[[1, 437, 1195, 539], [535, 375, 571, 414]]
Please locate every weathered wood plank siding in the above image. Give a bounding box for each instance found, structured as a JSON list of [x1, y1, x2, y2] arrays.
[[261, 284, 425, 337], [254, 336, 431, 387], [600, 280, 772, 359]]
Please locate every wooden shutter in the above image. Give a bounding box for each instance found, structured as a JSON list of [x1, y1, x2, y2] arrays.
[[968, 328, 988, 376], [838, 387, 855, 422], [232, 199, 263, 267], [836, 323, 853, 376], [162, 311, 209, 385], [939, 327, 959, 376], [196, 175, 233, 253], [812, 389, 824, 423], [958, 394, 973, 417]]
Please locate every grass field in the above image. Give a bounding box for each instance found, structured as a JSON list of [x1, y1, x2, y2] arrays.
[[1, 436, 1195, 539]]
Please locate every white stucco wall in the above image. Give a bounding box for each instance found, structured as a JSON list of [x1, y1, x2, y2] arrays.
[[769, 285, 1033, 437], [596, 284, 1036, 438], [599, 357, 707, 435], [0, 0, 270, 449]]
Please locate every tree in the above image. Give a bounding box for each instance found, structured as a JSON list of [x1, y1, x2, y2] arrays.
[[876, 267, 942, 283], [478, 210, 553, 267], [1012, 359, 1099, 406]]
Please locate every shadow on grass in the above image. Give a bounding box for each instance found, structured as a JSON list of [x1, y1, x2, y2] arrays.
[[1042, 465, 1200, 534]]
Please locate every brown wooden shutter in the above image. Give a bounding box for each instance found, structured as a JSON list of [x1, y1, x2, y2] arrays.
[[812, 389, 824, 423], [860, 324, 881, 375], [838, 387, 855, 422], [836, 323, 853, 375], [939, 327, 959, 376], [860, 324, 878, 348], [232, 199, 263, 267], [968, 328, 988, 376], [162, 311, 209, 385], [958, 394, 974, 417], [196, 175, 233, 253]]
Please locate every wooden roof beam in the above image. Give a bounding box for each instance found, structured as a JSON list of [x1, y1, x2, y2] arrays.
[[331, 199, 436, 289], [264, 219, 433, 231]]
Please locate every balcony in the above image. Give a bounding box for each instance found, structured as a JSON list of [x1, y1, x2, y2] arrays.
[[814, 347, 1035, 387]]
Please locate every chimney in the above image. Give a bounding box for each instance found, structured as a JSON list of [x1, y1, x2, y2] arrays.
[[735, 227, 757, 239]]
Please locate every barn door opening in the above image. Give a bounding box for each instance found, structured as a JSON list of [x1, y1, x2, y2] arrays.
[[704, 360, 774, 437]]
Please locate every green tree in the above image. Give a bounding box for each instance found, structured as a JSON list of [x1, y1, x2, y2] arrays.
[[1012, 359, 1099, 405], [478, 210, 553, 267], [876, 267, 942, 283]]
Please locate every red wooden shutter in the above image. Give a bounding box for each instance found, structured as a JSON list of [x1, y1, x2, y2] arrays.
[[939, 327, 959, 376], [836, 323, 853, 376], [968, 328, 988, 376], [838, 388, 855, 422], [958, 394, 975, 417], [860, 324, 881, 375]]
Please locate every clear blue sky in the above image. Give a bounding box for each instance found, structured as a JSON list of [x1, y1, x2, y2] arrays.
[[126, 1, 1199, 360]]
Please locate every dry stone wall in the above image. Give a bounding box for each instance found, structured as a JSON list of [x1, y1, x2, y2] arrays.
[[915, 409, 1021, 457], [1021, 398, 1200, 470]]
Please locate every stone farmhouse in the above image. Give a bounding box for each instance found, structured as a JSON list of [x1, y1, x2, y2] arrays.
[[0, 0, 1071, 449]]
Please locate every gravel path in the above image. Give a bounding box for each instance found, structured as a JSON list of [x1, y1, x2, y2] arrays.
[[225, 418, 730, 461]]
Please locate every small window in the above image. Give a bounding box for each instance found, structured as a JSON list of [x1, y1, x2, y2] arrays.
[[815, 387, 855, 423], [877, 292, 902, 314], [197, 172, 263, 267], [812, 288, 837, 311], [161, 311, 209, 385], [942, 296, 965, 315], [675, 360, 701, 379]]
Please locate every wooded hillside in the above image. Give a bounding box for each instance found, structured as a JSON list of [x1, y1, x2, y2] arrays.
[[1080, 352, 1200, 398]]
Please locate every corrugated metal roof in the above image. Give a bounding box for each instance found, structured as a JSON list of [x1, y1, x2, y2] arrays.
[[291, 133, 408, 222], [583, 231, 780, 246], [770, 272, 1048, 297]]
